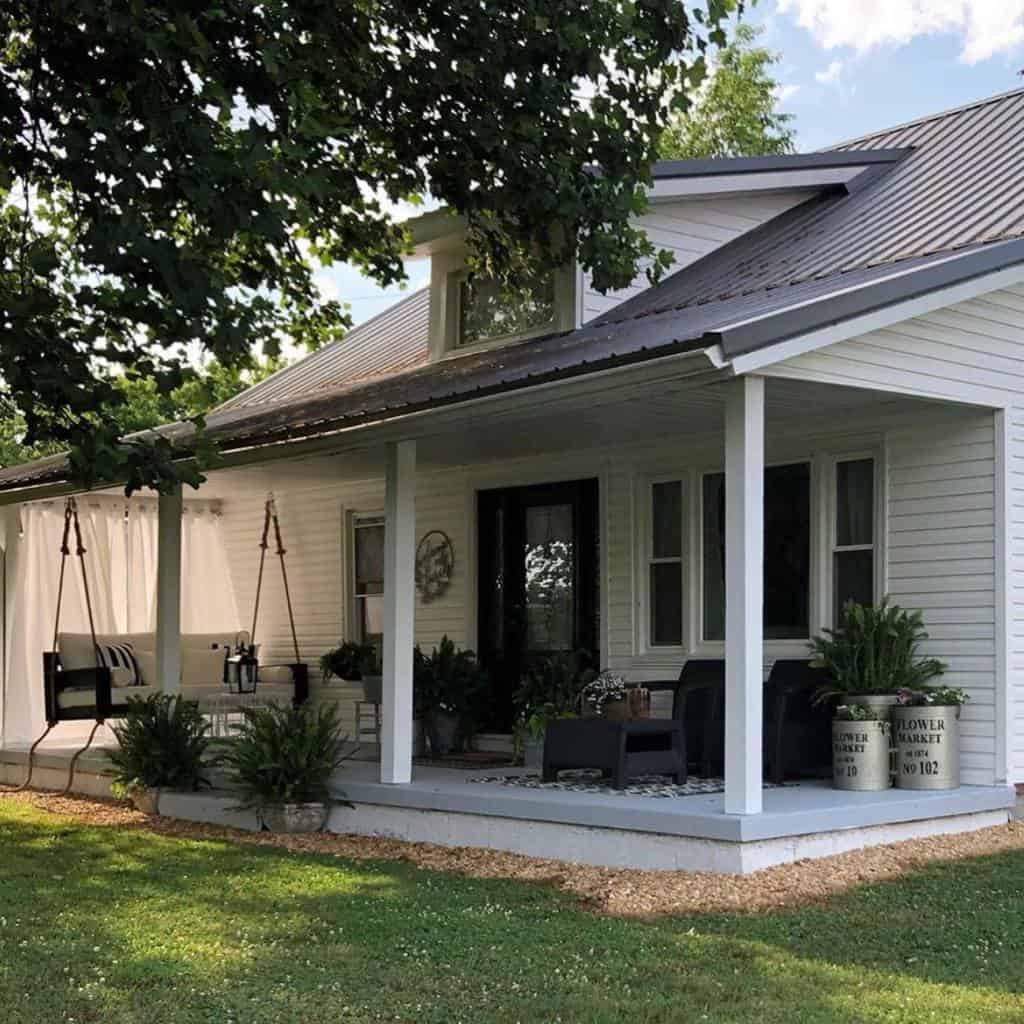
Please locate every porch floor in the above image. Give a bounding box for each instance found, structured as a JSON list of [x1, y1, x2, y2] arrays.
[[333, 761, 1013, 843]]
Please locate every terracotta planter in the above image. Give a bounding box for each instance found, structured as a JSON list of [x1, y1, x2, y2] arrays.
[[260, 802, 328, 833], [128, 785, 160, 815]]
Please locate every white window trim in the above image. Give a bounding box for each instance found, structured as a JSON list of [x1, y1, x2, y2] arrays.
[[447, 268, 558, 352], [631, 445, 886, 663], [636, 474, 689, 656], [826, 451, 883, 628], [347, 509, 385, 646]]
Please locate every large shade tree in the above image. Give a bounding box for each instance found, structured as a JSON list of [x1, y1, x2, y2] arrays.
[[0, 0, 737, 493]]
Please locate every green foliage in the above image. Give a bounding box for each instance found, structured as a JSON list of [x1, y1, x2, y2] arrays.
[[833, 702, 887, 722], [319, 641, 377, 682], [512, 651, 596, 746], [413, 635, 488, 750], [810, 599, 948, 702], [0, 0, 735, 491], [220, 702, 351, 809], [661, 23, 796, 160], [898, 685, 970, 708], [6, 798, 1024, 1022], [107, 694, 211, 791]]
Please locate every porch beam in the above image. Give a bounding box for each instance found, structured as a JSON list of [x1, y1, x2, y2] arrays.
[[155, 487, 182, 695], [724, 375, 765, 815], [381, 440, 417, 784]]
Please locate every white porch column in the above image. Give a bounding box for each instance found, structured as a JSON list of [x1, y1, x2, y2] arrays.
[[724, 376, 765, 815], [381, 440, 417, 784], [156, 486, 183, 695]]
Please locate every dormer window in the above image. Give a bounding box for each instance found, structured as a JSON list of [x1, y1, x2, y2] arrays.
[[455, 271, 556, 348]]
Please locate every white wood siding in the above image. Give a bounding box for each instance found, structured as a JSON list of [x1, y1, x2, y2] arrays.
[[581, 192, 814, 323], [215, 399, 995, 777], [770, 283, 1024, 785]]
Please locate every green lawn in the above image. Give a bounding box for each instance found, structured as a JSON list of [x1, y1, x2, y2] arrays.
[[1, 801, 1023, 1023]]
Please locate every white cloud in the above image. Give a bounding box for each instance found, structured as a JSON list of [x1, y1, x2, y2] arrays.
[[777, 0, 1024, 64], [774, 82, 802, 103], [814, 60, 844, 84]]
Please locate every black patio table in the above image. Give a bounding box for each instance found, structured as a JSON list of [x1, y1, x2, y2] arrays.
[[542, 718, 686, 790]]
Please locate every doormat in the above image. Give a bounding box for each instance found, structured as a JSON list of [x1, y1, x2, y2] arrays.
[[467, 770, 785, 798], [414, 752, 519, 770]]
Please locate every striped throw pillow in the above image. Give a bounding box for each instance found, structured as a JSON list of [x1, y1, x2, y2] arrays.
[[96, 642, 142, 687]]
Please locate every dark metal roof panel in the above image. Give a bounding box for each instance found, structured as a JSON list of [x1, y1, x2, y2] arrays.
[[599, 88, 1024, 325], [217, 287, 429, 411], [649, 149, 909, 179]]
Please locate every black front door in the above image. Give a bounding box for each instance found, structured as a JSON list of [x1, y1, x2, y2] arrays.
[[477, 478, 599, 731]]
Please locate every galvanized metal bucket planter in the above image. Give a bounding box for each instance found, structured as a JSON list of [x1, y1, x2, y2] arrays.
[[892, 704, 961, 790], [832, 719, 893, 791], [845, 693, 900, 716]]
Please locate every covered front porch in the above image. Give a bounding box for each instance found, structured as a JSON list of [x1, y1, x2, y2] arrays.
[[0, 361, 1015, 870]]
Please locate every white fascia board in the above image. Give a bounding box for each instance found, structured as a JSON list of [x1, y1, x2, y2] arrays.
[[647, 166, 868, 203], [726, 261, 1024, 384]]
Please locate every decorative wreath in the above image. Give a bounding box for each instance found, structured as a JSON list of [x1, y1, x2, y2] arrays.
[[415, 530, 455, 602]]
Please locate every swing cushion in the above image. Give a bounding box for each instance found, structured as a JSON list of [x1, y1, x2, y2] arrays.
[[56, 634, 143, 686]]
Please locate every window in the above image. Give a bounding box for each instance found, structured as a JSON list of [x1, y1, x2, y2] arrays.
[[702, 463, 811, 641], [833, 458, 876, 621], [352, 515, 385, 665], [457, 271, 555, 347], [648, 480, 685, 647]]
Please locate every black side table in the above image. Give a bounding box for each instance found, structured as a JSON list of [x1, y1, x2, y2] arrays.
[[542, 718, 687, 789]]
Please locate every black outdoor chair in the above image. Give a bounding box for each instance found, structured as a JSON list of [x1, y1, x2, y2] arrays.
[[763, 659, 834, 783], [672, 659, 727, 777]]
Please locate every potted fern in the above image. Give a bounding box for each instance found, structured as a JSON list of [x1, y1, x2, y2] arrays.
[[220, 702, 352, 832], [107, 694, 212, 814], [413, 636, 487, 756], [811, 599, 947, 715]]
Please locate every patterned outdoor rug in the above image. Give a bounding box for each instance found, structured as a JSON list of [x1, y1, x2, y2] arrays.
[[466, 770, 772, 798], [414, 752, 518, 770]]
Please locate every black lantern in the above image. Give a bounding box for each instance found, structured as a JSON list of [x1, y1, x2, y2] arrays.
[[224, 630, 259, 693]]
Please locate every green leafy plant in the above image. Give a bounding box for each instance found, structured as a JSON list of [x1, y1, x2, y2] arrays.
[[833, 703, 888, 722], [320, 641, 377, 682], [512, 651, 596, 753], [413, 636, 488, 753], [107, 694, 211, 793], [811, 598, 947, 704], [220, 702, 352, 809]]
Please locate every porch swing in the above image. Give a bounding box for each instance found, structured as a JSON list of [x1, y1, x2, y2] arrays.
[[13, 498, 123, 793]]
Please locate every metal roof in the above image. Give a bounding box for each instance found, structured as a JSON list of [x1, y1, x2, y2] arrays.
[[598, 88, 1024, 323], [4, 89, 1024, 495], [648, 149, 909, 179], [218, 287, 429, 411]]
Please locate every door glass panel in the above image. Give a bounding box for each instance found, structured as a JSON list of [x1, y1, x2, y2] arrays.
[[524, 503, 575, 651]]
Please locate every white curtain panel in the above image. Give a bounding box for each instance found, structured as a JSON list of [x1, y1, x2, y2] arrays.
[[126, 501, 158, 632], [180, 506, 241, 633], [2, 497, 241, 746]]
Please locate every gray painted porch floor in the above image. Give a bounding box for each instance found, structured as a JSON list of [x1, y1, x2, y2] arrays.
[[1, 742, 1014, 845]]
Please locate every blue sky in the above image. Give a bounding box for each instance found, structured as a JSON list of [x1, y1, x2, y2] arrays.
[[317, 0, 1024, 330]]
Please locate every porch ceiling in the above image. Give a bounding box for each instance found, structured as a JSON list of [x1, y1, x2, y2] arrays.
[[195, 376, 953, 496]]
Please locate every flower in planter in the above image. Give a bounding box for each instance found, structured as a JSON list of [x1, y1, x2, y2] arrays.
[[833, 703, 887, 722], [582, 671, 628, 716], [896, 685, 970, 707]]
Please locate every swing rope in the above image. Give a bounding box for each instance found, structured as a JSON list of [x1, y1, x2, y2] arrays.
[[250, 496, 302, 665]]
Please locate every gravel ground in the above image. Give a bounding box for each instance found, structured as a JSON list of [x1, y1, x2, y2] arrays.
[[4, 788, 1023, 918]]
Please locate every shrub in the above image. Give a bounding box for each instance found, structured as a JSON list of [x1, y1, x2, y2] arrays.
[[810, 598, 947, 703], [320, 641, 377, 682], [221, 702, 351, 809], [413, 636, 488, 752], [108, 694, 211, 793]]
